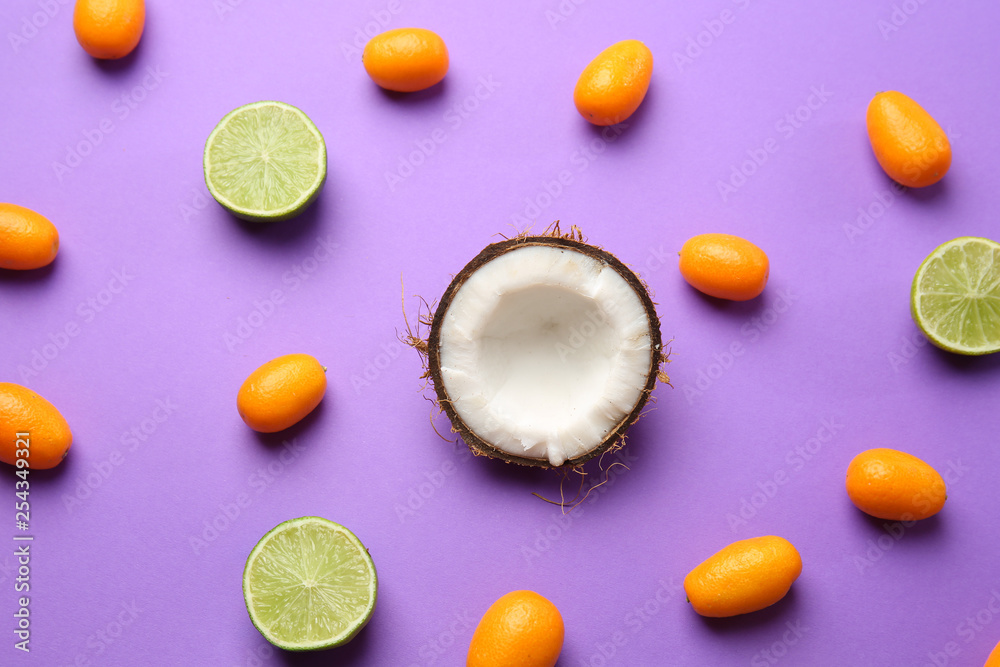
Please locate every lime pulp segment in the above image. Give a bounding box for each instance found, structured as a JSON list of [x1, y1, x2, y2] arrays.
[[204, 101, 327, 222], [242, 517, 377, 651], [911, 237, 1000, 355]]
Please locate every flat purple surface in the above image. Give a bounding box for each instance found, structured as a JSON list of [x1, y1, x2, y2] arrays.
[[2, 1, 1000, 665]]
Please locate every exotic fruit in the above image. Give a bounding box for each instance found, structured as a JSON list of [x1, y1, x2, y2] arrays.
[[416, 226, 667, 468]]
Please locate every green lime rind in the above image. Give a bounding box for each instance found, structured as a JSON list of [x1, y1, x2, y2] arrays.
[[242, 516, 378, 651], [910, 236, 1000, 356], [204, 101, 327, 222]]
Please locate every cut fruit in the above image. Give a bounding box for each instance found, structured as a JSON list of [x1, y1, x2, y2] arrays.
[[204, 101, 327, 222], [242, 517, 377, 651], [423, 228, 665, 468], [911, 237, 1000, 356]]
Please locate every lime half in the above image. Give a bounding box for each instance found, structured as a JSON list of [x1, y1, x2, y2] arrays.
[[204, 101, 327, 222], [911, 236, 1000, 355], [242, 517, 377, 651]]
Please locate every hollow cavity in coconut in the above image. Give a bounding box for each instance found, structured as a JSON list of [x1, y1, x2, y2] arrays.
[[419, 226, 666, 468]]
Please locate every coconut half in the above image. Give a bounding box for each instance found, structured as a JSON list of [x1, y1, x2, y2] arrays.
[[423, 229, 665, 468]]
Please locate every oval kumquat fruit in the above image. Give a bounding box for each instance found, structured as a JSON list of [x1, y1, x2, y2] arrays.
[[846, 448, 946, 521], [866, 91, 951, 188], [0, 383, 73, 470], [73, 0, 146, 60], [237, 354, 327, 433], [0, 203, 59, 271], [985, 640, 1000, 666], [467, 590, 564, 667], [574, 39, 653, 126], [684, 536, 802, 618], [363, 28, 449, 93], [679, 233, 769, 301]]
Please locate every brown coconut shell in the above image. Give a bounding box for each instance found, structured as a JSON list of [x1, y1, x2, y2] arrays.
[[424, 228, 665, 468]]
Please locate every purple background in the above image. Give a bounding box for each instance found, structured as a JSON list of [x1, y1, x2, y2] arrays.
[[2, 1, 1000, 665]]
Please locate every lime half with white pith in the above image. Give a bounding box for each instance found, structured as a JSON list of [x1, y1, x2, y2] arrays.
[[204, 101, 327, 222], [242, 517, 377, 651], [910, 236, 1000, 355]]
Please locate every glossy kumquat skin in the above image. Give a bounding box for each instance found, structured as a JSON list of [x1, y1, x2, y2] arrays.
[[237, 354, 327, 433], [679, 233, 769, 301], [866, 91, 951, 188], [467, 590, 564, 667], [74, 0, 145, 60], [0, 383, 73, 470], [984, 640, 1000, 666], [363, 28, 449, 93], [0, 203, 59, 271], [574, 39, 653, 126], [684, 536, 802, 618], [846, 448, 946, 521]]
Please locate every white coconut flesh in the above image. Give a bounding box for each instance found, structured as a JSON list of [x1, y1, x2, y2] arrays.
[[437, 244, 655, 466]]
